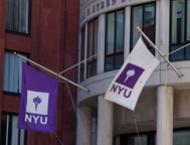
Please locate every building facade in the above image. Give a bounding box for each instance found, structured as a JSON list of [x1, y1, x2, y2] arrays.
[[77, 0, 190, 145], [0, 0, 79, 145]]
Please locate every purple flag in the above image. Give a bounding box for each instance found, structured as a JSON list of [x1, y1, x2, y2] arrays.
[[18, 63, 58, 133]]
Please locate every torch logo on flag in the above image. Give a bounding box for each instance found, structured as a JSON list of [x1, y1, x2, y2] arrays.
[[105, 37, 160, 111], [18, 63, 58, 133], [116, 63, 144, 89]]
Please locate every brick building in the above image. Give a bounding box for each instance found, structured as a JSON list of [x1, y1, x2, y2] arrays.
[[0, 0, 79, 145]]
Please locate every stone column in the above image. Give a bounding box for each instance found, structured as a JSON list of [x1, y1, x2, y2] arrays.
[[156, 86, 174, 145], [76, 107, 92, 145], [97, 96, 113, 145], [97, 14, 105, 73]]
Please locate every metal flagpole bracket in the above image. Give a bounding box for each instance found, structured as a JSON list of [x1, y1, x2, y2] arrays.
[[14, 52, 90, 92], [136, 27, 184, 79], [59, 54, 97, 75]]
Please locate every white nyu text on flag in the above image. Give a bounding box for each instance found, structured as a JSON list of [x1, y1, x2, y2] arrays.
[[105, 37, 160, 111]]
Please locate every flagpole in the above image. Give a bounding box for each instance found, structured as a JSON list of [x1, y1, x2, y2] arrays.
[[14, 52, 89, 92], [59, 54, 97, 74], [166, 43, 190, 56], [136, 27, 184, 78]]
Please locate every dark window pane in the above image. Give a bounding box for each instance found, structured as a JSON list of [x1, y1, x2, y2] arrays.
[[131, 3, 155, 54], [105, 56, 114, 71], [106, 13, 115, 55], [1, 114, 27, 145], [87, 60, 97, 78], [174, 131, 190, 145], [171, 0, 185, 44], [144, 3, 155, 43], [131, 6, 143, 48], [127, 135, 147, 145], [80, 64, 84, 82], [187, 0, 190, 40], [81, 27, 85, 61], [116, 10, 125, 53], [115, 53, 123, 69], [87, 18, 98, 78], [105, 9, 124, 72], [80, 27, 85, 82], [170, 45, 185, 61], [170, 0, 190, 61], [6, 0, 30, 34], [3, 51, 26, 94], [185, 45, 190, 59]]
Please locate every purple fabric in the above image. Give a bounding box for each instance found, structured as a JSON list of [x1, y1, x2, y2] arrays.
[[116, 63, 144, 89], [18, 63, 58, 133]]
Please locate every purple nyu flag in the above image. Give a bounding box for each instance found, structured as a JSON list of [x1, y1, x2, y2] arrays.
[[18, 63, 58, 133]]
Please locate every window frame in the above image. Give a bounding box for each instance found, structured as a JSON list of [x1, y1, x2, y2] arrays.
[[86, 18, 98, 78], [130, 2, 156, 53], [5, 0, 32, 36], [117, 131, 155, 145], [3, 49, 29, 96], [104, 9, 125, 72], [169, 0, 190, 61], [1, 112, 27, 145]]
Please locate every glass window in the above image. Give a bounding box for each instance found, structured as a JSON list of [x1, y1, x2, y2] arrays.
[[119, 133, 155, 145], [174, 130, 190, 145], [187, 0, 190, 41], [105, 9, 124, 72], [170, 0, 190, 61], [80, 27, 85, 82], [115, 129, 190, 145], [1, 113, 26, 145], [131, 3, 156, 54], [3, 51, 26, 94], [87, 18, 98, 78], [5, 0, 31, 34]]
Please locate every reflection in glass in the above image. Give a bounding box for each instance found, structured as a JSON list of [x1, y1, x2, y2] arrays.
[[171, 0, 185, 44], [105, 9, 124, 72], [87, 18, 98, 78], [131, 3, 155, 53], [174, 131, 190, 145], [127, 135, 147, 145], [116, 10, 125, 53], [132, 6, 143, 48], [107, 13, 115, 55], [187, 0, 190, 40], [170, 0, 190, 61], [80, 27, 85, 82]]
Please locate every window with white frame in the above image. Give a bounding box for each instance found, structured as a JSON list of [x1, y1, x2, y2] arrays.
[[170, 0, 190, 61], [131, 3, 156, 54], [105, 9, 124, 72], [1, 113, 26, 145], [87, 18, 98, 78], [3, 50, 26, 94], [5, 0, 31, 34]]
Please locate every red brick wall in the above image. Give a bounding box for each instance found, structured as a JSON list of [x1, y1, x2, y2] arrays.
[[0, 0, 79, 144]]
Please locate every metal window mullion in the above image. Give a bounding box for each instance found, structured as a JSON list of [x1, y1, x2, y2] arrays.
[[84, 23, 88, 80], [142, 4, 145, 31], [92, 20, 96, 75], [114, 11, 117, 69], [104, 14, 108, 71], [130, 6, 134, 52], [5, 115, 9, 145], [184, 0, 188, 59]]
